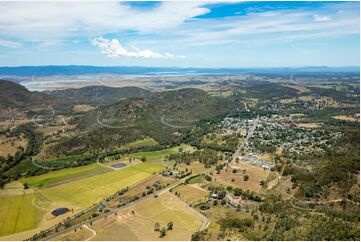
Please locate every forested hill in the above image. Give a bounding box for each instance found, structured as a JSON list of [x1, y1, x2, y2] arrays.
[[50, 86, 152, 104]]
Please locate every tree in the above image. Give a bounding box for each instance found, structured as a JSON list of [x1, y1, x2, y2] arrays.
[[244, 175, 249, 181], [160, 227, 167, 237], [23, 183, 29, 189], [154, 222, 160, 231], [167, 221, 173, 230], [141, 156, 147, 162]]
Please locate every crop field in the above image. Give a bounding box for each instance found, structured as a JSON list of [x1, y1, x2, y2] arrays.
[[172, 184, 209, 205], [41, 162, 163, 207], [0, 194, 47, 237], [56, 192, 203, 241], [23, 163, 111, 188]]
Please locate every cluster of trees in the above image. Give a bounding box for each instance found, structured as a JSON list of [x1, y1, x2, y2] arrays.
[[168, 148, 220, 168], [154, 221, 173, 238], [0, 124, 42, 188]]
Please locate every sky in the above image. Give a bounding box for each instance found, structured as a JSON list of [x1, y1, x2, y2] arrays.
[[0, 1, 359, 67]]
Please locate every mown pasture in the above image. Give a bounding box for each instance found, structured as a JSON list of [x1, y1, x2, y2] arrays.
[[41, 162, 163, 207], [0, 194, 47, 237], [23, 163, 111, 188]]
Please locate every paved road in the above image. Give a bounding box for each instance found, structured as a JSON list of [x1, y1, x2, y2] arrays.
[[232, 115, 259, 163]]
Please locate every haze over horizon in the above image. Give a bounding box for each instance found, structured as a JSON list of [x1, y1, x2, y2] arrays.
[[0, 1, 359, 67]]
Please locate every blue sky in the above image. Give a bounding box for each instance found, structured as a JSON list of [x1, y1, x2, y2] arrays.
[[0, 1, 359, 67]]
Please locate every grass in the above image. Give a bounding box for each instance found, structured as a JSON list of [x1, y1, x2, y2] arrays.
[[22, 163, 111, 188], [172, 184, 209, 205], [132, 144, 193, 164], [186, 174, 205, 184], [212, 161, 272, 193], [2, 147, 185, 238], [0, 194, 47, 237], [0, 135, 27, 157], [41, 162, 163, 207], [60, 192, 202, 241]]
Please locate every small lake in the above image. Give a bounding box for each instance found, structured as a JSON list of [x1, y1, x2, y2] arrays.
[[111, 163, 127, 168], [51, 207, 70, 216]]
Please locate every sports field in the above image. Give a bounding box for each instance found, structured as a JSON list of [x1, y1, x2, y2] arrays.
[[0, 194, 47, 237]]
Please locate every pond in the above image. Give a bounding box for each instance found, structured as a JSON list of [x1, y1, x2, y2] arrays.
[[51, 207, 70, 216], [111, 163, 127, 168]]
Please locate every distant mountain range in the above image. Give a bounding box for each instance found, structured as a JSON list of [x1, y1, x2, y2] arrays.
[[0, 65, 359, 76]]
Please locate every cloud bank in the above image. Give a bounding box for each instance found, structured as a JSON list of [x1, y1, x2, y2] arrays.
[[91, 37, 185, 59]]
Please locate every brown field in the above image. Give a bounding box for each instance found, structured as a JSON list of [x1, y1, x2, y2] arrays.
[[55, 192, 204, 241], [279, 98, 296, 104], [282, 84, 310, 93], [333, 115, 359, 122], [0, 135, 27, 156], [0, 119, 32, 131], [36, 125, 76, 136], [298, 95, 314, 101], [296, 123, 321, 128], [0, 181, 35, 196], [108, 175, 176, 208], [212, 161, 272, 193], [177, 162, 207, 174], [73, 104, 95, 113], [172, 184, 209, 205]]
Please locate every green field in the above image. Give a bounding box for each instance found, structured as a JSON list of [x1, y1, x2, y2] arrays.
[[0, 194, 47, 237], [1, 147, 185, 238], [132, 144, 193, 163], [23, 163, 111, 188], [41, 162, 163, 207]]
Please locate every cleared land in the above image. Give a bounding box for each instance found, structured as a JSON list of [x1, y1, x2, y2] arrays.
[[212, 161, 272, 193], [1, 147, 184, 238], [172, 184, 209, 205], [296, 123, 321, 128], [333, 115, 359, 122], [55, 192, 203, 241], [41, 162, 163, 208], [0, 135, 27, 156], [23, 163, 112, 188], [73, 104, 95, 113], [0, 194, 47, 237]]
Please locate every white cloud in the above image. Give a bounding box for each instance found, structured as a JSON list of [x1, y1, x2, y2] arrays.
[[313, 14, 331, 22], [0, 39, 21, 48], [91, 37, 185, 59], [0, 2, 210, 40]]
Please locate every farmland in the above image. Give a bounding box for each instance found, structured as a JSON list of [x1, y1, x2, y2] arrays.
[[172, 184, 209, 205], [0, 152, 167, 239], [212, 161, 273, 193], [41, 162, 163, 207], [54, 192, 204, 241], [0, 68, 359, 240], [22, 163, 111, 188], [0, 194, 46, 237]]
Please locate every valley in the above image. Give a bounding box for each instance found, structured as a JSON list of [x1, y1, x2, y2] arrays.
[[0, 69, 359, 241]]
